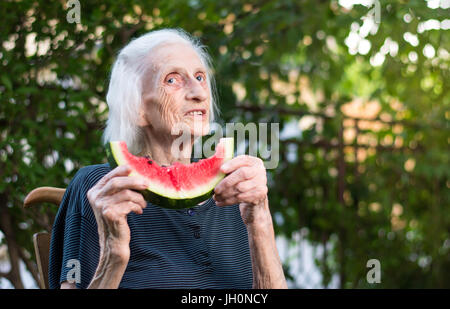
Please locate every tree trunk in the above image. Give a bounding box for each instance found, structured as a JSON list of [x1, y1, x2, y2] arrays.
[[0, 193, 25, 289]]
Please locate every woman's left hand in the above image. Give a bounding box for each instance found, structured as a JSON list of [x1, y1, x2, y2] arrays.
[[213, 155, 270, 226]]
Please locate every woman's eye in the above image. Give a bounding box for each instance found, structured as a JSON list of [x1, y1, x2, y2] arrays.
[[196, 75, 204, 82], [165, 73, 179, 85]]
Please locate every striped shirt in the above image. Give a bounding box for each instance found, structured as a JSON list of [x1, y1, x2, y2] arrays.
[[48, 163, 253, 289]]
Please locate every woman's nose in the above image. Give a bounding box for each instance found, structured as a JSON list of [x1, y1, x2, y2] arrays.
[[186, 79, 207, 102]]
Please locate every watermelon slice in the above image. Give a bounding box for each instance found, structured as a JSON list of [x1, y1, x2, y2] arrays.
[[106, 137, 234, 209]]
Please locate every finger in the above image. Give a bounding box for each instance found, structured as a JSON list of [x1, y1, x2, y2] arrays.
[[215, 166, 258, 194], [118, 201, 145, 215], [102, 175, 148, 196], [236, 187, 268, 203], [107, 200, 145, 217], [235, 179, 260, 194], [109, 189, 147, 209], [213, 194, 239, 207], [220, 155, 255, 174], [101, 201, 145, 225], [97, 165, 132, 187], [214, 180, 259, 200], [215, 191, 267, 207], [214, 184, 268, 206], [214, 188, 239, 200]]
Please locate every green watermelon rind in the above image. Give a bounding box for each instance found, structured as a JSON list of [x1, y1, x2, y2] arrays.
[[105, 138, 234, 209]]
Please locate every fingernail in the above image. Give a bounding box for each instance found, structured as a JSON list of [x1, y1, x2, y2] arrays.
[[221, 163, 229, 172]]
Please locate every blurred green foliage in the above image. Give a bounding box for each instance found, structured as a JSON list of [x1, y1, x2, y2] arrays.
[[0, 0, 448, 288]]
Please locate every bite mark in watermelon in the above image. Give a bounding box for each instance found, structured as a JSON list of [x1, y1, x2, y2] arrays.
[[106, 138, 234, 209]]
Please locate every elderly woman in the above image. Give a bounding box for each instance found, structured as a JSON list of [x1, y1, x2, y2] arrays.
[[48, 28, 287, 289]]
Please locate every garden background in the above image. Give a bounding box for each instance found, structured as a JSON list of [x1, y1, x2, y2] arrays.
[[0, 0, 448, 288]]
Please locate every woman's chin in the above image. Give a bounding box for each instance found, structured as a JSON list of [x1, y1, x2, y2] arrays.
[[183, 119, 210, 136], [191, 124, 210, 137]]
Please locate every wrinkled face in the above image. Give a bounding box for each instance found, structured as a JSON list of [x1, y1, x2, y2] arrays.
[[139, 42, 210, 138]]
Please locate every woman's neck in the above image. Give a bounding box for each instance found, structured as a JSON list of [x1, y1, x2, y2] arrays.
[[139, 127, 193, 166]]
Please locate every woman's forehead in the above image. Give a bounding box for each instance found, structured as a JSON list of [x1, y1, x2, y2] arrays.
[[149, 42, 206, 72]]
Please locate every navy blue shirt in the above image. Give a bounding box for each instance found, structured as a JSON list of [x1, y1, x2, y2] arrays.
[[48, 163, 253, 289]]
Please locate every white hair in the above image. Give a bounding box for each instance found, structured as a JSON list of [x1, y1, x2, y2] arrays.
[[102, 28, 219, 155]]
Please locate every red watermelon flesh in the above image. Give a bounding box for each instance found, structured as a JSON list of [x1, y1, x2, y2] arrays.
[[107, 138, 234, 200]]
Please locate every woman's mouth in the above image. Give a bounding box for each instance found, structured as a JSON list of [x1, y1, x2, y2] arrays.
[[184, 109, 206, 117]]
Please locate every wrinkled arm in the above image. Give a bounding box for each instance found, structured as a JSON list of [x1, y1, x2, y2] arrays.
[[60, 238, 129, 289], [214, 155, 288, 289], [244, 198, 287, 289], [87, 242, 129, 289]]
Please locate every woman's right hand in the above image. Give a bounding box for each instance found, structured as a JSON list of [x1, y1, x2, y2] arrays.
[[87, 165, 148, 263]]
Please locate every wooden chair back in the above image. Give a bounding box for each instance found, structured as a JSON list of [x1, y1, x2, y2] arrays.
[[23, 187, 66, 289]]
